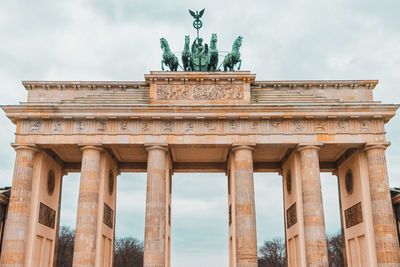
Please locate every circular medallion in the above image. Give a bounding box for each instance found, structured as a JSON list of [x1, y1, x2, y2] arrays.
[[345, 170, 353, 195], [286, 170, 292, 195], [108, 170, 114, 196], [47, 170, 55, 196], [193, 19, 202, 29]]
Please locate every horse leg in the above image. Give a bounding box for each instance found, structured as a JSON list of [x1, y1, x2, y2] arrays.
[[238, 59, 242, 70], [161, 60, 165, 71]]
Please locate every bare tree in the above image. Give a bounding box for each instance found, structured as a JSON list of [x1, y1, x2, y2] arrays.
[[327, 232, 344, 267], [56, 226, 74, 267], [114, 237, 144, 267], [258, 237, 287, 267]]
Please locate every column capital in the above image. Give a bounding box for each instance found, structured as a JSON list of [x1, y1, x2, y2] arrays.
[[364, 142, 390, 152], [297, 143, 323, 152], [145, 144, 169, 152], [232, 144, 255, 152], [11, 144, 38, 153], [79, 144, 103, 152]]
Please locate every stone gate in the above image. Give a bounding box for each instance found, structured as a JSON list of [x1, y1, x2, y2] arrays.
[[1, 71, 399, 266]]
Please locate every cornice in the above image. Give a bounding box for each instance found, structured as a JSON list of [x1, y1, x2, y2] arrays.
[[253, 80, 378, 89], [21, 79, 378, 91], [2, 103, 398, 123]]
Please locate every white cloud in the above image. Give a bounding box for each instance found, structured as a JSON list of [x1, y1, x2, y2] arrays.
[[1, 0, 400, 265]]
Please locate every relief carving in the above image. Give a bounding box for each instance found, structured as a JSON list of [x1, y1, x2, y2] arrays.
[[161, 120, 174, 133], [345, 202, 363, 228], [286, 202, 297, 229], [96, 121, 107, 132], [52, 121, 64, 133], [248, 120, 260, 133], [293, 120, 305, 132], [74, 121, 88, 133], [204, 121, 217, 133], [314, 120, 327, 132], [360, 120, 371, 132], [183, 120, 195, 133], [30, 120, 42, 132], [270, 120, 282, 132], [141, 120, 153, 133], [38, 202, 56, 229], [119, 121, 129, 132], [226, 120, 240, 133], [103, 203, 113, 228], [335, 120, 349, 132], [157, 84, 243, 100]]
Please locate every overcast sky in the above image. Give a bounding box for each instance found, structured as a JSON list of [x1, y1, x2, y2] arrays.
[[1, 1, 400, 266]]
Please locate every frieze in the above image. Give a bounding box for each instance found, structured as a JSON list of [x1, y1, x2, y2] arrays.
[[156, 84, 243, 100], [18, 118, 385, 136]]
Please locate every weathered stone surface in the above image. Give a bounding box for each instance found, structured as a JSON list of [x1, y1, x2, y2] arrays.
[[0, 145, 36, 267], [1, 72, 399, 267]]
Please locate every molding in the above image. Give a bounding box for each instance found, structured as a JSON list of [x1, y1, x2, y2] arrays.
[[364, 142, 391, 151], [297, 143, 323, 152], [80, 145, 104, 152], [145, 144, 169, 152], [11, 144, 38, 153]]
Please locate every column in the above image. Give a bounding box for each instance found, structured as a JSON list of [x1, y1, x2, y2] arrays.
[[364, 143, 400, 265], [297, 144, 328, 266], [73, 145, 103, 267], [0, 145, 37, 266], [144, 145, 168, 267], [232, 145, 257, 267]]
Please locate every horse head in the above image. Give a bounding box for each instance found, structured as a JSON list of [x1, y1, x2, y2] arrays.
[[160, 38, 169, 51], [233, 36, 243, 49], [210, 33, 217, 48], [184, 36, 190, 49]]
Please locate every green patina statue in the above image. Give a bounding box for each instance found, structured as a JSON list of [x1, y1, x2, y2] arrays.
[[222, 36, 242, 71], [206, 33, 218, 71], [182, 36, 193, 71], [160, 9, 243, 72], [160, 37, 179, 71]]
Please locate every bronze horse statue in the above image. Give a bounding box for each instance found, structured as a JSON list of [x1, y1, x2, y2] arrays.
[[160, 37, 179, 71], [222, 36, 242, 71], [206, 33, 218, 71], [182, 36, 193, 71]]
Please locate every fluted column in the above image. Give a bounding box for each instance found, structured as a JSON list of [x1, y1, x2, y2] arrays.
[[364, 143, 400, 265], [297, 144, 328, 266], [232, 145, 257, 267], [0, 145, 37, 266], [73, 145, 103, 267], [144, 145, 168, 267]]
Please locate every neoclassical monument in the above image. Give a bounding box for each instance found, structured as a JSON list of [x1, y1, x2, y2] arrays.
[[1, 71, 399, 266]]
